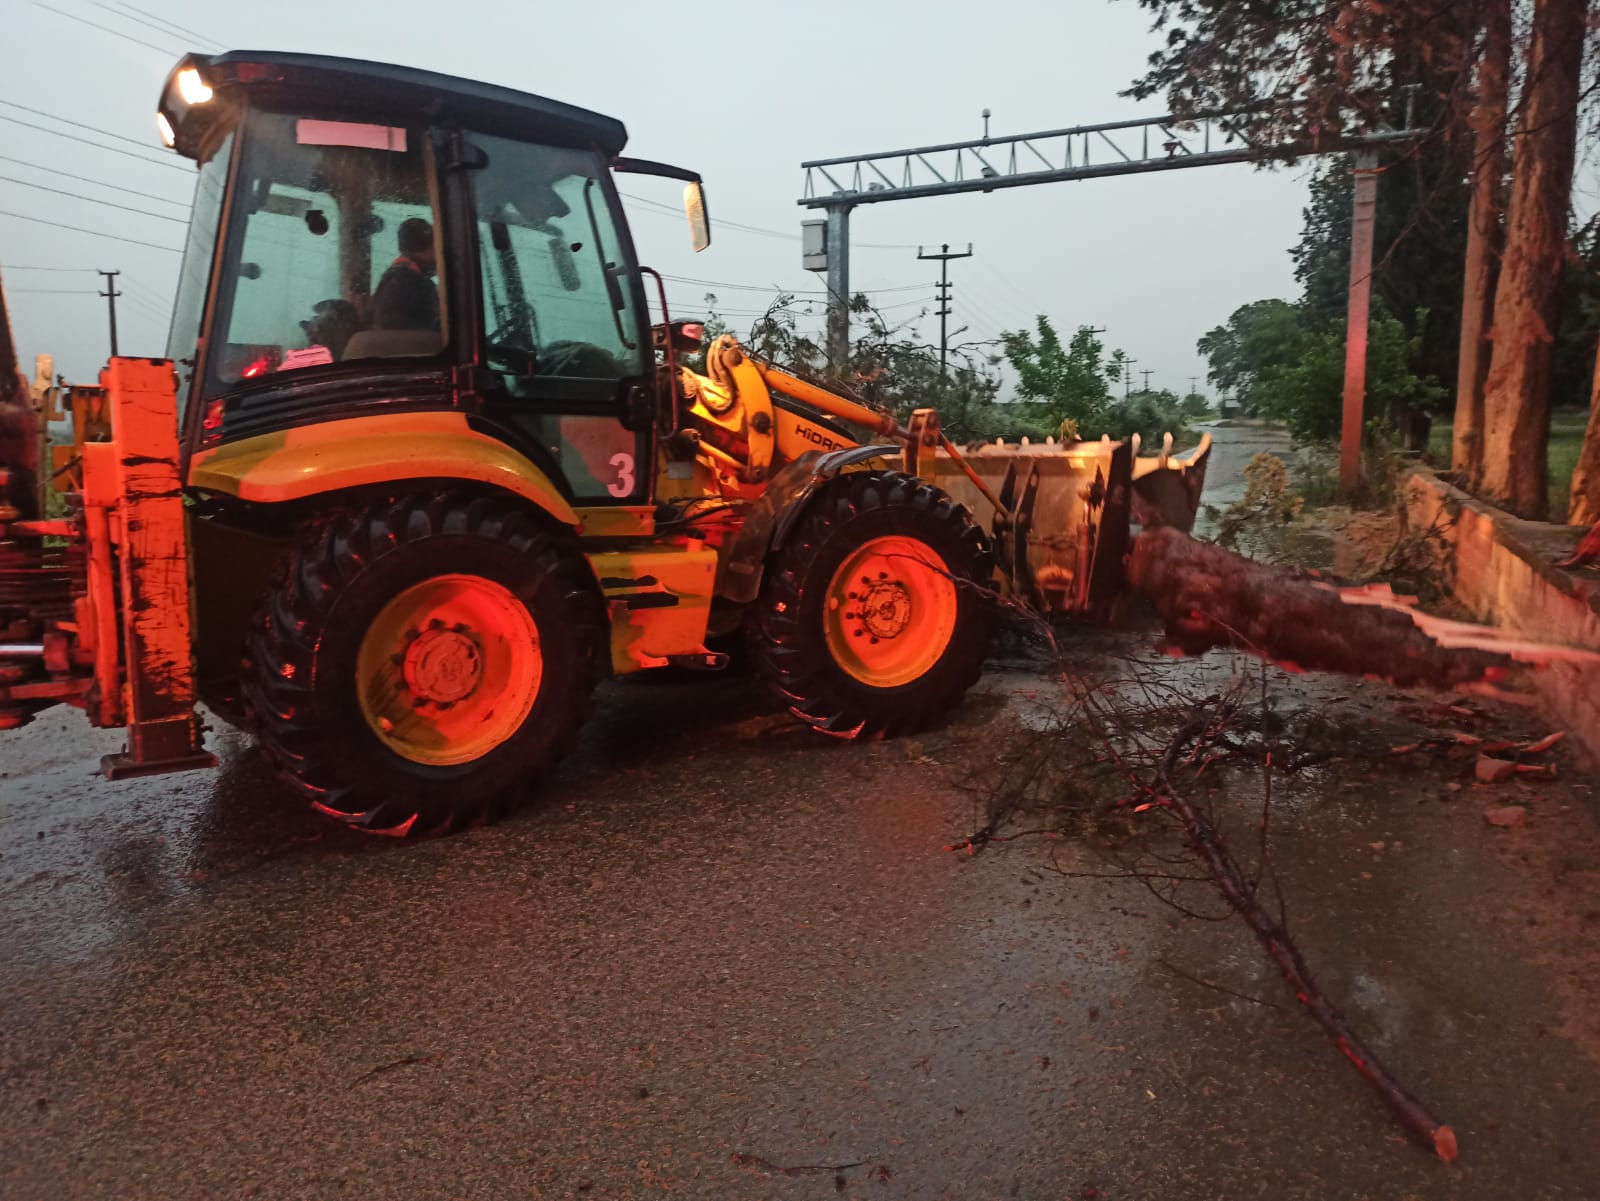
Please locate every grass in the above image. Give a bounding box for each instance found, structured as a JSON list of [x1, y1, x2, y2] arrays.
[[1426, 410, 1589, 523]]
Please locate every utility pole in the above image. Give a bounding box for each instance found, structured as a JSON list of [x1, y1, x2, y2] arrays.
[[97, 269, 121, 358], [1140, 368, 1153, 393], [1122, 358, 1136, 399], [916, 242, 974, 378], [1340, 150, 1380, 496], [1189, 375, 1199, 396]]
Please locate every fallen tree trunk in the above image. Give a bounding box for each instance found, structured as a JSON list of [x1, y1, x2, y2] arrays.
[[1126, 527, 1599, 687]]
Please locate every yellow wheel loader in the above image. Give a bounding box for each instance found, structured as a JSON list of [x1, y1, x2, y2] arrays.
[[0, 52, 1209, 835]]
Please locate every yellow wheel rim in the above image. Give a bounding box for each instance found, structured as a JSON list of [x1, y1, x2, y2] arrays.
[[355, 574, 542, 767], [822, 535, 958, 688]]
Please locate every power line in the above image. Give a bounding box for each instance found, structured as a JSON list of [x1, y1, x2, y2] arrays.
[[0, 153, 189, 207], [33, 0, 178, 56], [99, 0, 226, 50], [0, 98, 163, 152], [4, 286, 97, 294], [122, 276, 172, 305], [0, 264, 98, 272], [0, 113, 190, 173], [0, 208, 182, 252], [0, 174, 189, 223]]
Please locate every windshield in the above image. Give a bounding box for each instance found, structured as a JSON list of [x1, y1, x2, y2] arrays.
[[167, 129, 232, 419], [202, 110, 446, 397]]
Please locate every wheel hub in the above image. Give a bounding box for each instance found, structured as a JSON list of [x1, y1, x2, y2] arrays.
[[355, 574, 544, 767], [848, 576, 913, 642], [402, 625, 483, 705], [822, 535, 959, 689]]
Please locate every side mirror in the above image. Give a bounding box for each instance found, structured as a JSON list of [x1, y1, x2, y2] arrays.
[[684, 181, 710, 252], [652, 320, 705, 354]]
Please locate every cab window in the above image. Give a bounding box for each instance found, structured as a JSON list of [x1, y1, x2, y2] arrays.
[[471, 135, 643, 396], [470, 135, 646, 502], [204, 111, 445, 394]]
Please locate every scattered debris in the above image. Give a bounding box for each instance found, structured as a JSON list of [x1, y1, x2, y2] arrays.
[[1484, 806, 1530, 829], [1476, 756, 1520, 783]]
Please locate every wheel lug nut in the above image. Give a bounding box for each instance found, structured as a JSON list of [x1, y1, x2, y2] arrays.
[[429, 618, 446, 630]]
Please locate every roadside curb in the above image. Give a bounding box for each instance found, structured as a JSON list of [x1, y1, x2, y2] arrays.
[[1403, 467, 1600, 767]]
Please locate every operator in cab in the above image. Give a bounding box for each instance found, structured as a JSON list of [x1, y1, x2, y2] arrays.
[[372, 217, 439, 330]]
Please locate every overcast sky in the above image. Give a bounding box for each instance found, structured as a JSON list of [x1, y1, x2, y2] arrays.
[[0, 0, 1319, 397]]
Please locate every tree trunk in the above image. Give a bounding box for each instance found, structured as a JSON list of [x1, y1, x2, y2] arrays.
[[1451, 0, 1511, 489], [1570, 342, 1600, 525], [1478, 0, 1587, 519]]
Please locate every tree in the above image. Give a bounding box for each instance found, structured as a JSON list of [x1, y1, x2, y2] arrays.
[[1108, 387, 1192, 446], [1293, 151, 1469, 391], [1196, 300, 1305, 411], [1125, 0, 1480, 151], [1257, 304, 1444, 444], [1573, 349, 1600, 526], [999, 318, 1122, 435], [1478, 0, 1589, 519], [1451, 0, 1512, 489]]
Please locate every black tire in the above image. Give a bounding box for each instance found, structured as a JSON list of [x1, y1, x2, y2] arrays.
[[241, 489, 604, 835], [749, 470, 994, 739]]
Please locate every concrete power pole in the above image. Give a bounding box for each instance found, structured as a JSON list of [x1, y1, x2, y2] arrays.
[[1340, 150, 1380, 496], [1123, 358, 1136, 399], [1140, 369, 1153, 393], [97, 270, 121, 358], [916, 243, 974, 379]]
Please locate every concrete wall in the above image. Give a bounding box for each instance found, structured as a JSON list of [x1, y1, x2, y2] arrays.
[[1403, 469, 1600, 764]]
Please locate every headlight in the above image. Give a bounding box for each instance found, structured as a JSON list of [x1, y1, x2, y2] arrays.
[[176, 67, 213, 105]]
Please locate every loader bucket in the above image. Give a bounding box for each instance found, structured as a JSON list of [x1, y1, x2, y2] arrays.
[[929, 431, 1211, 616], [1130, 431, 1211, 534]]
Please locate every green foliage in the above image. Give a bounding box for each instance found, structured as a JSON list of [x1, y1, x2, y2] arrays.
[[1196, 300, 1304, 411], [1195, 293, 1442, 445], [1100, 388, 1191, 447], [1209, 453, 1304, 551], [1292, 155, 1468, 392], [999, 316, 1195, 445], [1252, 304, 1444, 444], [999, 317, 1121, 434]]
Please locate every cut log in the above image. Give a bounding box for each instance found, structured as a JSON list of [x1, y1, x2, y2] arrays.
[[1126, 528, 1600, 687]]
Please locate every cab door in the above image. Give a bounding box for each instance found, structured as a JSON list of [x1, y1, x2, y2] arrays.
[[464, 134, 652, 507]]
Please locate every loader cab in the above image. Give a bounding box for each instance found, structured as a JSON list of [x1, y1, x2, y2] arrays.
[[158, 51, 709, 506]]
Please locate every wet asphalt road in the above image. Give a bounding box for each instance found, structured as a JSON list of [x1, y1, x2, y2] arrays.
[[5, 426, 1600, 1199], [6, 660, 1600, 1200]]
